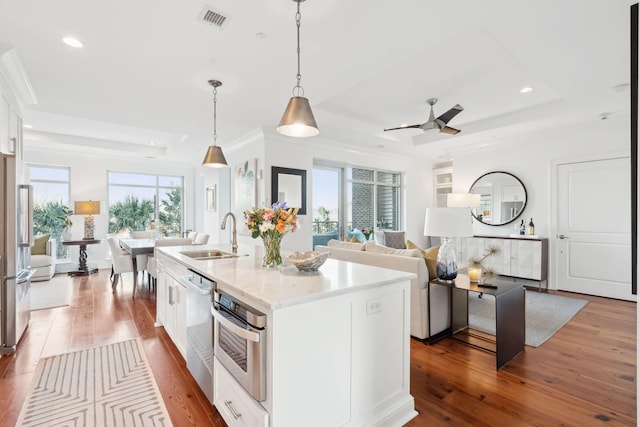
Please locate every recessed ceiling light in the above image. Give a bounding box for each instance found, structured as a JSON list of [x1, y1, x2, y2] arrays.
[[148, 141, 155, 146], [23, 124, 33, 129], [256, 32, 266, 39], [62, 37, 83, 48], [520, 86, 533, 93]]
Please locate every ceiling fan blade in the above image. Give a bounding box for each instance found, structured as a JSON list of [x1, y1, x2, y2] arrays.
[[383, 124, 422, 131], [440, 126, 461, 135], [436, 104, 464, 125]]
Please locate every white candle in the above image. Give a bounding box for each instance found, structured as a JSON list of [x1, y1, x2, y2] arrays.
[[468, 266, 482, 282]]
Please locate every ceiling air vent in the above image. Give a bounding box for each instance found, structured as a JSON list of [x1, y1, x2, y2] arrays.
[[198, 5, 229, 29]]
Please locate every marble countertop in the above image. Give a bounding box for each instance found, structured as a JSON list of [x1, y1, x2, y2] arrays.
[[158, 243, 415, 311]]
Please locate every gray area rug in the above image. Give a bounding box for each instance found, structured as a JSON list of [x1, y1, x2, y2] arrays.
[[468, 290, 588, 347], [16, 339, 173, 426], [30, 274, 71, 311]]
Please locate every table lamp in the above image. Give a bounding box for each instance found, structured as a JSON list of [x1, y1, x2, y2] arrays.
[[446, 192, 481, 208], [424, 207, 473, 281], [74, 200, 100, 240]]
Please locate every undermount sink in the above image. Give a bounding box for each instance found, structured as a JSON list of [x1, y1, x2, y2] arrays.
[[180, 250, 239, 260]]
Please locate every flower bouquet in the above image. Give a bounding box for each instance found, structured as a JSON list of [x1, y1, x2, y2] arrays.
[[245, 201, 299, 267], [361, 226, 374, 241]]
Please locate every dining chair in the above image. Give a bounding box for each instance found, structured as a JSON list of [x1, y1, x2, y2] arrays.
[[194, 233, 210, 244], [188, 231, 198, 243], [132, 230, 155, 239], [147, 238, 193, 291], [107, 237, 134, 289]]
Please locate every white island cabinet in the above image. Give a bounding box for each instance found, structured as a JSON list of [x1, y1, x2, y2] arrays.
[[157, 244, 418, 427]]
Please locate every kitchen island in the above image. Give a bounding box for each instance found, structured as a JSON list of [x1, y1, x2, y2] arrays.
[[155, 243, 418, 427]]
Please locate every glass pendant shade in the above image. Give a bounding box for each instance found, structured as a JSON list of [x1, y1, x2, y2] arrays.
[[202, 145, 228, 168], [277, 96, 319, 137]]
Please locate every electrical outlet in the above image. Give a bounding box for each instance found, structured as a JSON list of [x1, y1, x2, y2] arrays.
[[366, 298, 382, 315]]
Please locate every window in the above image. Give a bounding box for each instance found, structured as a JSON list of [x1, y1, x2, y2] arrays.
[[30, 165, 70, 205], [348, 167, 401, 231], [108, 171, 183, 237], [28, 164, 71, 258]]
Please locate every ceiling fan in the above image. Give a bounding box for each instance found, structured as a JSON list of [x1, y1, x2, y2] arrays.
[[383, 98, 464, 135]]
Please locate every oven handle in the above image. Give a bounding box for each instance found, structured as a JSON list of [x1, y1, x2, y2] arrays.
[[211, 306, 261, 343]]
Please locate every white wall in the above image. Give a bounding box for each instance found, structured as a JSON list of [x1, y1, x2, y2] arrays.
[[446, 114, 630, 288], [24, 146, 196, 270], [262, 129, 431, 252]]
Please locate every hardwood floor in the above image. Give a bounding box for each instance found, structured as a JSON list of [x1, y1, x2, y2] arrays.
[[0, 271, 636, 426]]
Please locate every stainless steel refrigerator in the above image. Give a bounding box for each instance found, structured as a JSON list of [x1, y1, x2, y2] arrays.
[[1, 153, 34, 355]]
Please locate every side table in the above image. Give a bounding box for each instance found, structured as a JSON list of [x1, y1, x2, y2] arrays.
[[62, 239, 102, 276], [431, 274, 525, 370]]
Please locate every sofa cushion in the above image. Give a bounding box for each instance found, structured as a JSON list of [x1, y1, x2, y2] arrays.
[[383, 231, 406, 249], [327, 239, 365, 251], [31, 254, 53, 268], [364, 241, 421, 258], [407, 240, 440, 281], [32, 234, 50, 255]]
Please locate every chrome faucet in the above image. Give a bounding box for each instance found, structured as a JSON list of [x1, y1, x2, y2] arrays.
[[220, 212, 238, 254]]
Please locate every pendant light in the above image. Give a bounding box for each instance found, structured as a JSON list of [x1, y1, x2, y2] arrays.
[[277, 0, 319, 137], [202, 79, 228, 168]]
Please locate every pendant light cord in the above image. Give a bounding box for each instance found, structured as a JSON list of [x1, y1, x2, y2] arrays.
[[212, 85, 218, 146], [294, 1, 303, 96]]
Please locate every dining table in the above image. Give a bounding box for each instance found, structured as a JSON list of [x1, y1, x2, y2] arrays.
[[118, 238, 155, 294]]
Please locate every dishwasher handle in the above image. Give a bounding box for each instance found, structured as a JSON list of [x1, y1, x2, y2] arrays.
[[180, 275, 212, 295]]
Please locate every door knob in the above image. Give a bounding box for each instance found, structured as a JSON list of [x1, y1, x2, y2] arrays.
[[558, 234, 569, 239]]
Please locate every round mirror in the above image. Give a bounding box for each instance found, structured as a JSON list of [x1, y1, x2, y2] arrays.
[[469, 171, 527, 226]]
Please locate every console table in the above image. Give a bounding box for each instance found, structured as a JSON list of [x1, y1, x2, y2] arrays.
[[432, 274, 525, 369], [461, 236, 548, 291], [62, 239, 101, 276]]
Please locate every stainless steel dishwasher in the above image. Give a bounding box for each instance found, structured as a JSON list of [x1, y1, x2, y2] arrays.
[[181, 270, 215, 403]]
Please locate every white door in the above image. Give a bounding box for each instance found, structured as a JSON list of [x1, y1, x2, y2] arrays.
[[556, 157, 635, 301]]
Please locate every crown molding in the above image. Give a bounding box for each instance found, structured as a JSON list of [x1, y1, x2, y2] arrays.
[[0, 48, 37, 109]]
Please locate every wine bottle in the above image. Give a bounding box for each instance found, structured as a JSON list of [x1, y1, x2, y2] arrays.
[[528, 218, 535, 235]]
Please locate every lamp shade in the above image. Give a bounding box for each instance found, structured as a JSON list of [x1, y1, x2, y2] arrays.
[[447, 193, 481, 208], [277, 96, 319, 137], [74, 200, 100, 216], [202, 145, 228, 168], [424, 207, 473, 237]]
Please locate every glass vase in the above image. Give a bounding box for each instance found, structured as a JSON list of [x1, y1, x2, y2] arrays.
[[261, 231, 284, 268], [436, 237, 458, 281]]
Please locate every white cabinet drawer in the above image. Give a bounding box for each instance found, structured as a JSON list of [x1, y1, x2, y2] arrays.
[[214, 358, 268, 427]]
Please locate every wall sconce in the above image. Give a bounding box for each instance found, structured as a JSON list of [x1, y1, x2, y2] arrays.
[[74, 200, 100, 240]]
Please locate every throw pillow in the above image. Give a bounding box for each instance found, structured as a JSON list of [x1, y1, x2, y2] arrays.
[[327, 239, 366, 251], [31, 234, 50, 255], [407, 240, 440, 281], [364, 241, 421, 258], [383, 231, 407, 249], [344, 236, 360, 243]]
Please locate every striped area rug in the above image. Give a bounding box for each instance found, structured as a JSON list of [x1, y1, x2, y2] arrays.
[[16, 339, 173, 426]]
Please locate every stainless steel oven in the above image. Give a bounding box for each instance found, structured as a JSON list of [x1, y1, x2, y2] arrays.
[[212, 289, 266, 402], [182, 271, 215, 403]]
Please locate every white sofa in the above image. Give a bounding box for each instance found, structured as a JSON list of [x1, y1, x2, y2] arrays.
[[316, 240, 450, 341], [31, 238, 56, 282]]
